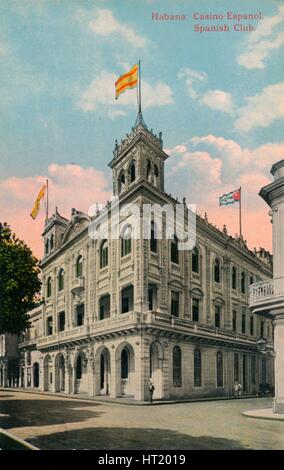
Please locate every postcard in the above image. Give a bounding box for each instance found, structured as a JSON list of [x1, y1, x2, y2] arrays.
[[0, 0, 284, 455]]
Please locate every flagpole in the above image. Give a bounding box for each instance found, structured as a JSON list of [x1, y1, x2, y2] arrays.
[[46, 178, 49, 222], [138, 60, 141, 114], [239, 186, 242, 238]]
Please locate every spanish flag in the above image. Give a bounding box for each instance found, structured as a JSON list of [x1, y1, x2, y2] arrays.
[[30, 184, 46, 220], [115, 64, 139, 99]]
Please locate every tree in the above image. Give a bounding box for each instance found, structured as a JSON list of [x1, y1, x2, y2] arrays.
[[0, 222, 41, 334]]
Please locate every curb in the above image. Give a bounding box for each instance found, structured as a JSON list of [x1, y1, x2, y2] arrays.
[[0, 387, 263, 407], [0, 427, 39, 450]]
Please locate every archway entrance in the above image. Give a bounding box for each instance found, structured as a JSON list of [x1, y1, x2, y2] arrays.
[[75, 352, 87, 394], [55, 354, 65, 392], [43, 355, 52, 391], [119, 345, 135, 396], [150, 342, 163, 399], [100, 349, 110, 395], [33, 362, 39, 388]]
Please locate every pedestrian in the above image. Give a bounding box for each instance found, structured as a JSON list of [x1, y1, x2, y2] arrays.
[[149, 380, 155, 403], [238, 382, 242, 397], [234, 382, 238, 398]]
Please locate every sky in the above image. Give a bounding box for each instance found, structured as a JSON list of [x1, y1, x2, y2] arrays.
[[0, 0, 284, 258]]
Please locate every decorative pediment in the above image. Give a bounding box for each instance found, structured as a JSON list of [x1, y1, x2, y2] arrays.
[[62, 209, 91, 244]]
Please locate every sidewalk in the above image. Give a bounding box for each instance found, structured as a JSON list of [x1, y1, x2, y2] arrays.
[[243, 408, 284, 421], [0, 387, 260, 406]]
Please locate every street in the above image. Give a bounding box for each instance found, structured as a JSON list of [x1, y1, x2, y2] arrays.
[[0, 391, 283, 450]]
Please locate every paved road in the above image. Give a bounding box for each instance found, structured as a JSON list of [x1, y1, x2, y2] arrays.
[[0, 391, 283, 450]]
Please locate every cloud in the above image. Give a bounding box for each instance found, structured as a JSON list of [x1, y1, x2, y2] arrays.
[[238, 31, 284, 69], [234, 82, 284, 132], [237, 5, 284, 69], [171, 150, 223, 184], [178, 68, 234, 114], [89, 9, 146, 48], [0, 164, 111, 258], [199, 90, 234, 114], [78, 71, 173, 114], [177, 67, 207, 99], [165, 135, 284, 251]]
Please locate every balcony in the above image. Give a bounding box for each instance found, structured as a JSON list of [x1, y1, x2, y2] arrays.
[[71, 276, 85, 296], [249, 277, 284, 314]]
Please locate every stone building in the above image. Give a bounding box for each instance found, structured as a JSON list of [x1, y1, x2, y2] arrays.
[[250, 159, 284, 413], [17, 117, 274, 401], [0, 334, 20, 387]]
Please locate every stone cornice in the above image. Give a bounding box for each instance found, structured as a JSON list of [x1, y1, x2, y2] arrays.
[[259, 176, 284, 207]]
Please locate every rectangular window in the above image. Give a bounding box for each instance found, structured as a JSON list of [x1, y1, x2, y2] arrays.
[[47, 316, 53, 336], [171, 291, 179, 317], [192, 298, 200, 322], [250, 316, 254, 336], [215, 305, 221, 328], [99, 295, 110, 320], [251, 356, 256, 385], [76, 304, 85, 326], [260, 320, 265, 337], [194, 350, 202, 387], [59, 311, 65, 332], [242, 313, 246, 334], [121, 286, 134, 314], [148, 285, 157, 311], [234, 353, 239, 383], [232, 310, 237, 332]]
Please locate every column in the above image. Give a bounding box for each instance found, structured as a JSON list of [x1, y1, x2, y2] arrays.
[[273, 313, 284, 413], [109, 349, 118, 398]]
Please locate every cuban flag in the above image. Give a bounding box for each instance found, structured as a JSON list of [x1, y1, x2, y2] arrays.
[[219, 188, 241, 206]]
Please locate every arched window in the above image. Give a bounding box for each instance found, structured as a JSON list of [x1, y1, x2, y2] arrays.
[[76, 355, 82, 380], [121, 348, 129, 379], [232, 266, 237, 290], [76, 255, 83, 277], [130, 162, 136, 183], [250, 275, 255, 285], [150, 220, 157, 253], [216, 352, 224, 387], [194, 349, 202, 387], [58, 268, 64, 291], [100, 240, 108, 268], [47, 277, 52, 298], [241, 272, 246, 294], [146, 160, 151, 181], [171, 235, 179, 264], [192, 247, 199, 273], [119, 171, 126, 193], [121, 225, 132, 257], [173, 346, 182, 387], [45, 238, 49, 255], [50, 234, 54, 250], [214, 258, 221, 283]]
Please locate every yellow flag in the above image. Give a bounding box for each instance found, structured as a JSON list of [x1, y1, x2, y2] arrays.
[[30, 184, 46, 220], [115, 64, 139, 99]]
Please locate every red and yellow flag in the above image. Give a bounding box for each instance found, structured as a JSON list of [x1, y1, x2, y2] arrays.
[[30, 184, 46, 220], [115, 64, 139, 99]]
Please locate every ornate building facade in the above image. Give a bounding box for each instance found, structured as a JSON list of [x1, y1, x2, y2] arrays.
[[17, 118, 274, 401], [250, 159, 284, 413]]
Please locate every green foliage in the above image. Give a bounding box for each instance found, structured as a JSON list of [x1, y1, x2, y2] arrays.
[[0, 222, 41, 334]]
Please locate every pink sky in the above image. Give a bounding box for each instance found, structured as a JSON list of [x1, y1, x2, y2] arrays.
[[0, 159, 272, 260]]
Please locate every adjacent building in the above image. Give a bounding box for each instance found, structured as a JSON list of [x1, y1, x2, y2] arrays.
[[17, 117, 274, 401], [0, 334, 20, 387], [249, 159, 284, 413]]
